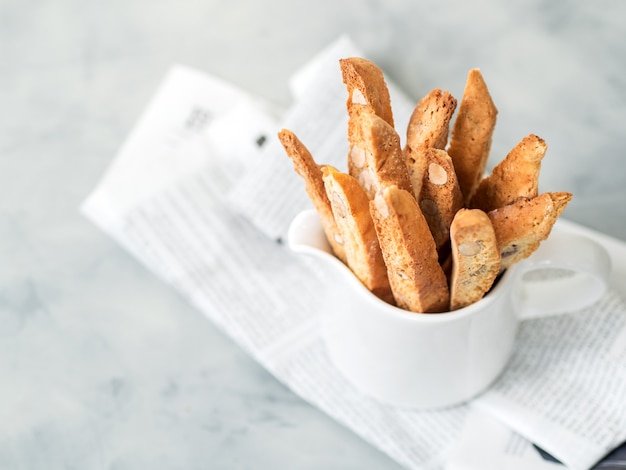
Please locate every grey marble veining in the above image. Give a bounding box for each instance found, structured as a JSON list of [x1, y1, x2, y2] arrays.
[[1, 0, 625, 468]]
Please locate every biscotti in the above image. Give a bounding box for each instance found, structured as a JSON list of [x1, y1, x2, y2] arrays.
[[488, 192, 573, 269], [340, 57, 395, 127], [322, 166, 395, 304], [447, 68, 498, 205], [449, 209, 501, 310], [471, 134, 547, 212], [370, 185, 450, 313], [278, 129, 347, 263]]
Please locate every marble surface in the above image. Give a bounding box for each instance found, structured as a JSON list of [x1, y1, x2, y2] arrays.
[[1, 0, 625, 468]]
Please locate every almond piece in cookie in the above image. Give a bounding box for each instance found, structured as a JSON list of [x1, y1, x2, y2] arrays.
[[415, 148, 464, 259], [471, 134, 547, 212], [322, 166, 394, 304], [488, 192, 573, 269], [369, 185, 449, 313], [449, 209, 501, 310], [278, 129, 347, 263], [348, 112, 413, 200], [339, 57, 394, 127], [447, 68, 498, 204], [406, 88, 457, 152], [404, 89, 457, 205]]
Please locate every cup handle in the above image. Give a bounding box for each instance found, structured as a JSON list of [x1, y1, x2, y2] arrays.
[[516, 233, 611, 320]]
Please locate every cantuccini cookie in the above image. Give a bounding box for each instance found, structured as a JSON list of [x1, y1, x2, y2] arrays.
[[347, 112, 413, 200], [322, 166, 394, 304], [369, 185, 449, 313], [449, 209, 501, 310], [488, 192, 572, 269], [339, 57, 395, 127], [414, 148, 464, 259], [278, 129, 347, 263], [471, 134, 547, 212], [447, 68, 498, 205], [406, 88, 457, 152]]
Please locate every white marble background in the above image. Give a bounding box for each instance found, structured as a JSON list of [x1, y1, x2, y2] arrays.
[[1, 0, 625, 468]]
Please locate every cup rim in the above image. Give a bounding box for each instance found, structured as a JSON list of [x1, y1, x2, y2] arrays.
[[320, 245, 516, 323], [289, 209, 517, 324]]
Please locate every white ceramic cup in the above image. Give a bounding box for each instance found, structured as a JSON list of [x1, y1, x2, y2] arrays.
[[288, 209, 611, 409]]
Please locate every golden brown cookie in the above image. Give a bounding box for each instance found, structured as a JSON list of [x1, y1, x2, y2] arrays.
[[347, 112, 413, 200], [447, 68, 498, 204], [406, 88, 457, 151], [369, 185, 449, 313], [322, 166, 394, 304], [471, 134, 547, 212], [339, 57, 394, 127], [449, 209, 501, 310], [415, 148, 464, 258], [404, 145, 427, 200], [488, 192, 573, 269], [278, 129, 347, 263]]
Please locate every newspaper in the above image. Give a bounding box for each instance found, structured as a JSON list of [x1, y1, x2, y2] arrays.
[[81, 37, 626, 470], [446, 407, 564, 470]]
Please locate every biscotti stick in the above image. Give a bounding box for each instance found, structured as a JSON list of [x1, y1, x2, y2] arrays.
[[370, 185, 449, 313], [404, 89, 457, 204], [322, 166, 394, 304], [449, 209, 501, 310], [488, 192, 573, 269], [406, 88, 457, 151], [404, 145, 428, 200], [339, 57, 394, 127], [447, 68, 498, 204], [278, 129, 347, 263], [347, 112, 413, 200], [471, 134, 547, 212], [415, 148, 464, 258]]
